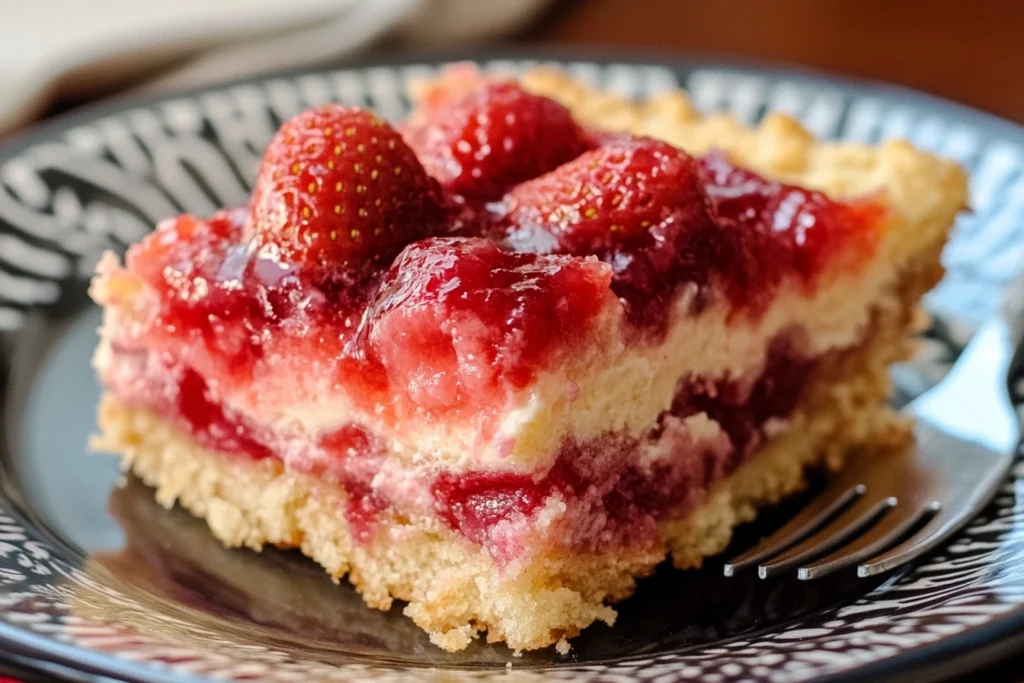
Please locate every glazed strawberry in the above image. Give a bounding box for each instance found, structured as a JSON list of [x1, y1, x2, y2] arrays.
[[503, 136, 712, 254], [401, 81, 592, 201], [365, 237, 614, 411], [248, 105, 444, 277], [697, 152, 883, 283], [502, 136, 726, 327]]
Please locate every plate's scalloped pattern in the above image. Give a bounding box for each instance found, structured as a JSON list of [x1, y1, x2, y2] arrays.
[[0, 59, 1022, 682]]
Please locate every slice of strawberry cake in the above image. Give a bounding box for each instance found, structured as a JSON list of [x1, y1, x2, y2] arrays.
[[90, 65, 968, 653]]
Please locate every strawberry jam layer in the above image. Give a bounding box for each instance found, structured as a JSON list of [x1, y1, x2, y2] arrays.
[[119, 153, 879, 424], [105, 345, 388, 542], [105, 326, 825, 560], [431, 332, 819, 559]]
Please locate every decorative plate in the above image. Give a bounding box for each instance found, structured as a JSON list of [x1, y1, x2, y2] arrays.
[[0, 51, 1022, 683]]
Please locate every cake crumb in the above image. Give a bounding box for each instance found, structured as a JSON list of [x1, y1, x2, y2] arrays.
[[555, 638, 571, 655]]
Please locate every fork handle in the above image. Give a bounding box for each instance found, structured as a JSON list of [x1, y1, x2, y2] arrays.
[[909, 268, 1024, 454]]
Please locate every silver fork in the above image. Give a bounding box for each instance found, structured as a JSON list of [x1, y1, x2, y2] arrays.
[[724, 274, 1024, 580]]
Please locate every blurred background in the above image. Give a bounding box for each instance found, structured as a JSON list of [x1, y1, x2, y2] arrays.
[[1, 0, 1022, 137]]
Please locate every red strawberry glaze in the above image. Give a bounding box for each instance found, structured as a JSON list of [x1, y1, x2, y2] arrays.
[[121, 137, 880, 409], [124, 212, 615, 425], [697, 152, 884, 310]]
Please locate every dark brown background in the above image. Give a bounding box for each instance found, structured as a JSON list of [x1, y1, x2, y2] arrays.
[[28, 0, 1024, 127], [530, 0, 1024, 122]]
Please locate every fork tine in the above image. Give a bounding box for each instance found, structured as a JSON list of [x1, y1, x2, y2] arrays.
[[859, 434, 1014, 577], [858, 503, 976, 577], [857, 513, 950, 577], [723, 481, 864, 576], [797, 500, 938, 580], [757, 494, 897, 578]]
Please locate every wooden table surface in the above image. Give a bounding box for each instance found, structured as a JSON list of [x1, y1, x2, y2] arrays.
[[529, 0, 1024, 123]]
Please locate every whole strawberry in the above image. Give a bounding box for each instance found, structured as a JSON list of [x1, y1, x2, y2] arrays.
[[401, 81, 592, 201], [248, 105, 444, 278], [502, 136, 723, 327], [504, 136, 713, 256]]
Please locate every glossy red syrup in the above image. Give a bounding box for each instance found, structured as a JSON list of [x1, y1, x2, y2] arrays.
[[126, 209, 365, 378], [697, 152, 883, 314], [127, 213, 614, 419]]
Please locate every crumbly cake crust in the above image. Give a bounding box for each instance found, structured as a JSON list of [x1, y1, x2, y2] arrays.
[[91, 69, 967, 652]]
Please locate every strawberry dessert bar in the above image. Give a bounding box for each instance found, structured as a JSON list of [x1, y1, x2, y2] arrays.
[[91, 65, 967, 652]]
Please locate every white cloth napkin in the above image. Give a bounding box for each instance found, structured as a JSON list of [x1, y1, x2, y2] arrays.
[[0, 0, 552, 133]]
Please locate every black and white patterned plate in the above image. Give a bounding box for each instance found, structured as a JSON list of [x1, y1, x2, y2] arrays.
[[0, 51, 1022, 683]]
